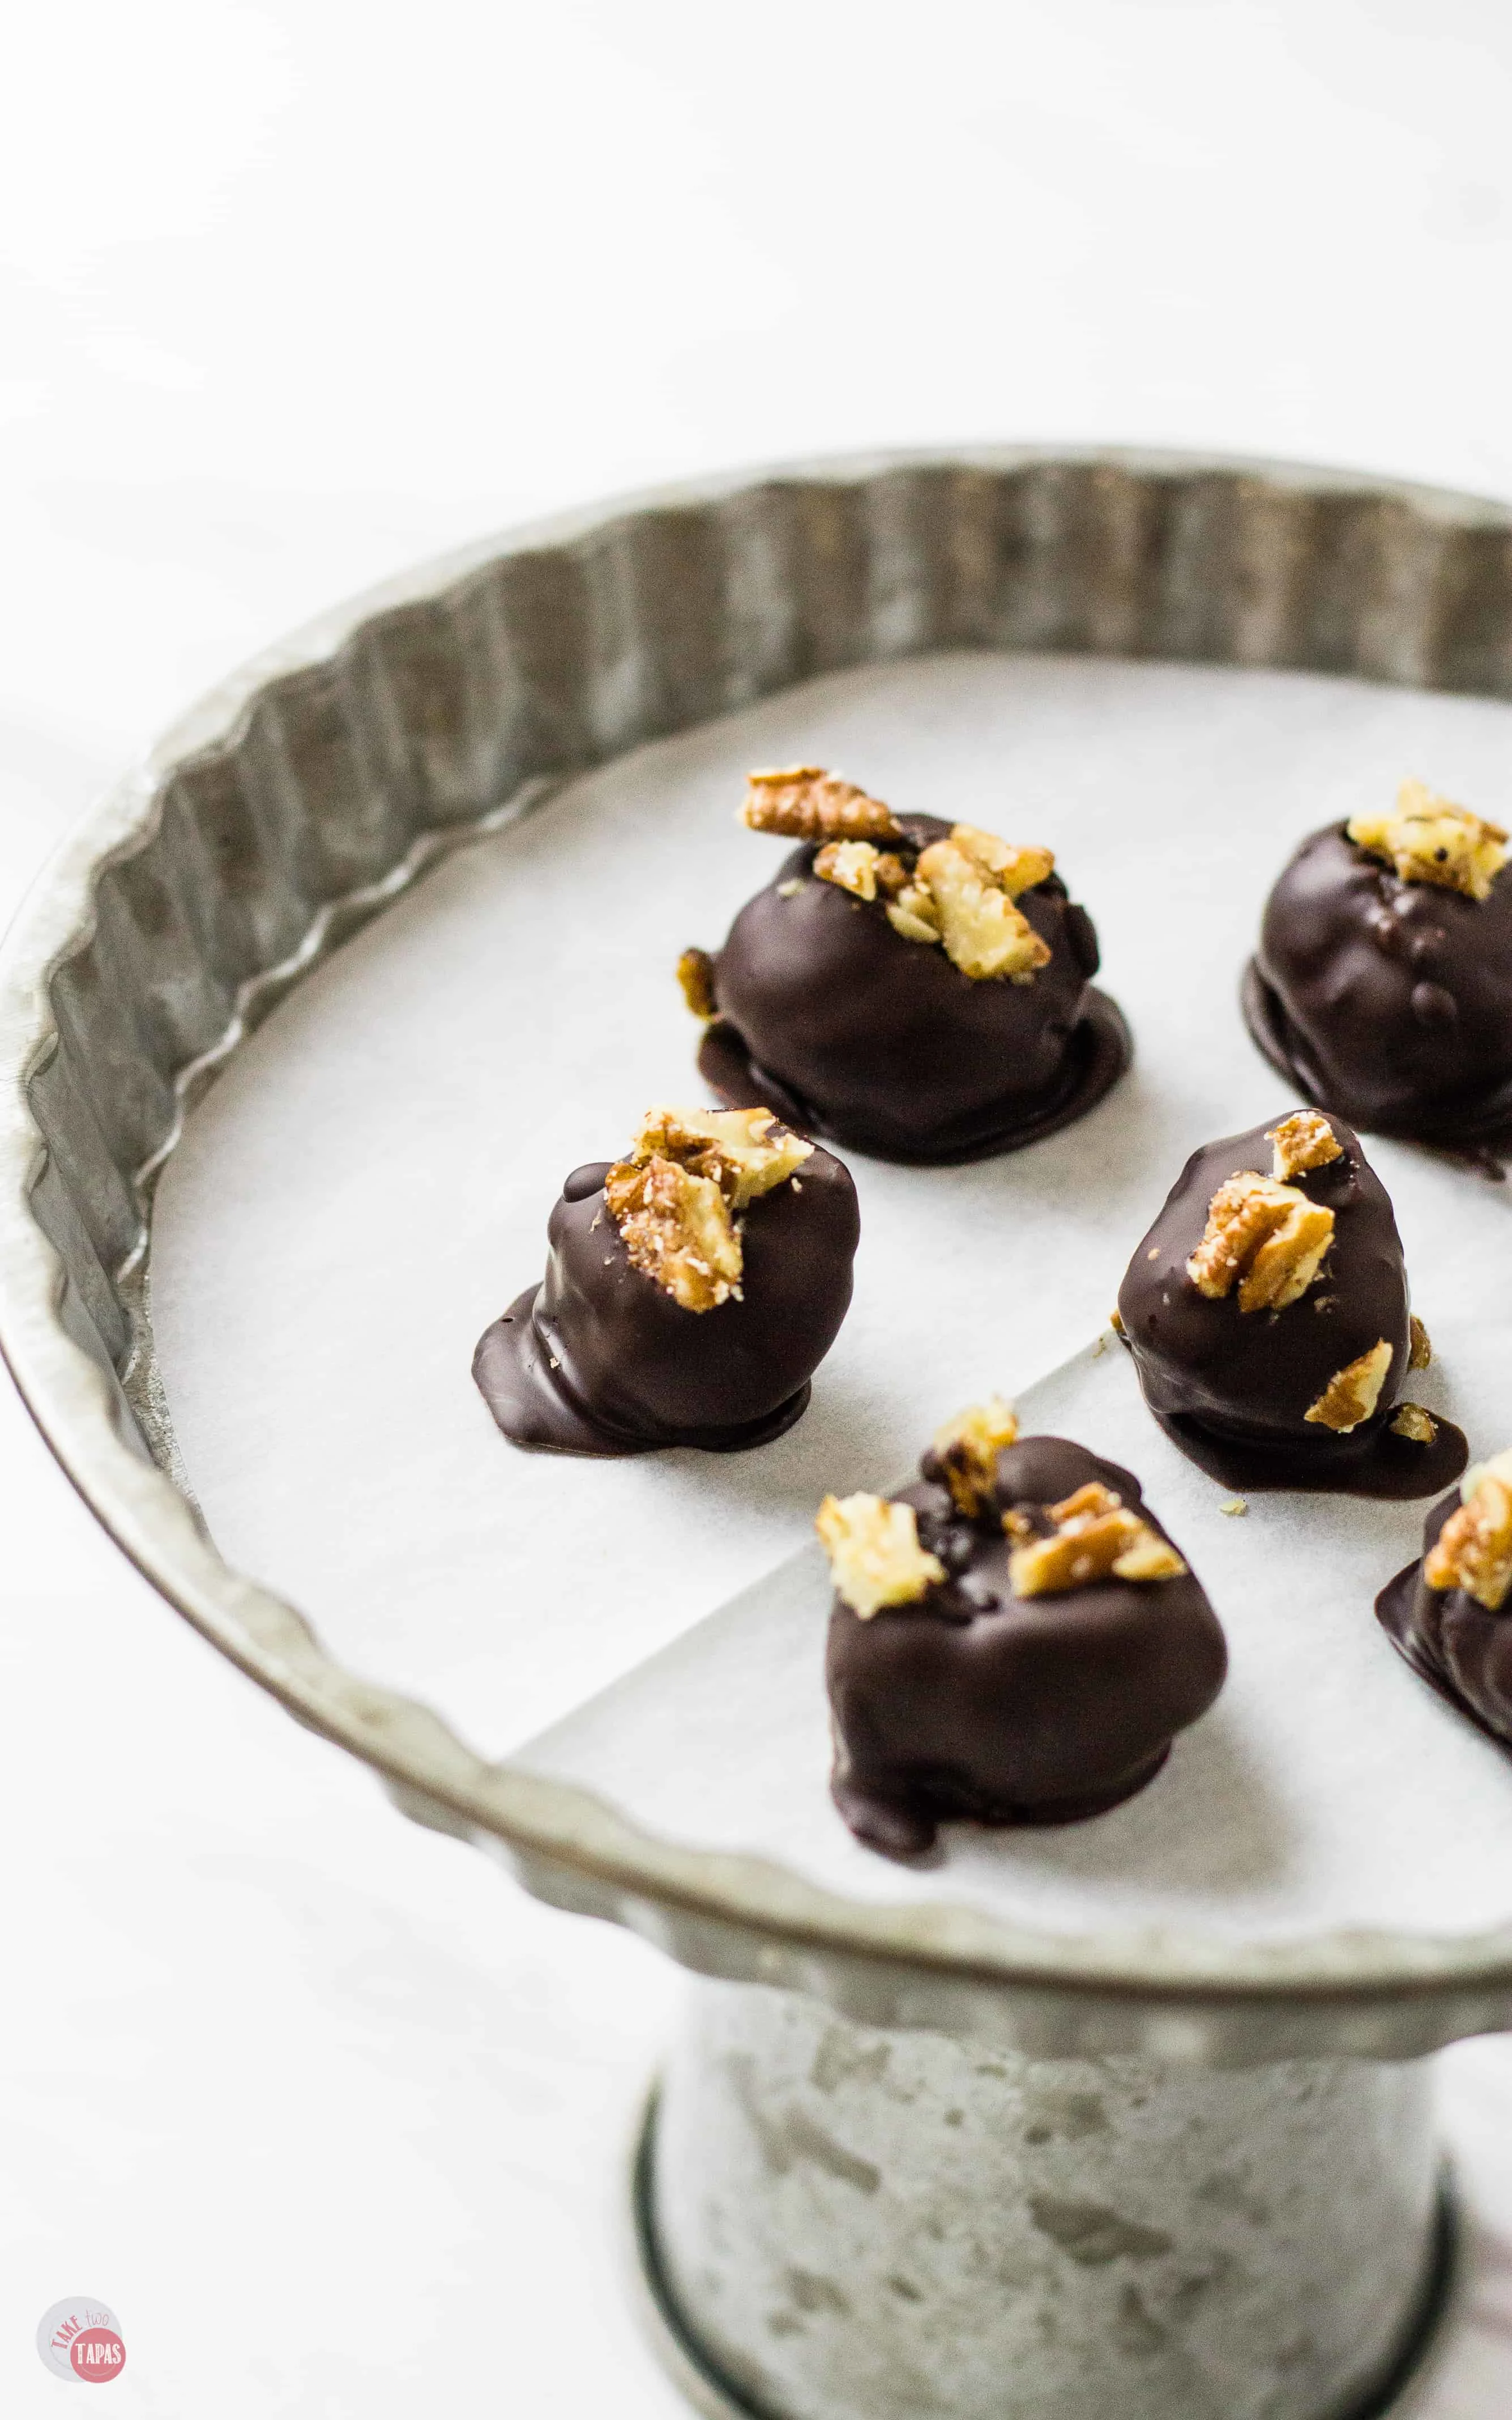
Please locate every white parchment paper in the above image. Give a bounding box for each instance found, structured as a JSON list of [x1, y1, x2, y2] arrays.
[[149, 651, 1512, 1938], [523, 1333, 1512, 1945]]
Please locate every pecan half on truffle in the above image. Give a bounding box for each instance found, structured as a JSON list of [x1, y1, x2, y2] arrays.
[[472, 1106, 858, 1455], [680, 767, 1130, 1164]]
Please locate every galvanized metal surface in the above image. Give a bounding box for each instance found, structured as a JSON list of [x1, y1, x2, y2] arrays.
[[8, 448, 1512, 2056], [646, 1982, 1449, 2420]]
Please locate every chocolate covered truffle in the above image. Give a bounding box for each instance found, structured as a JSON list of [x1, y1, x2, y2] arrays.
[[819, 1402, 1226, 1859], [1377, 1451, 1512, 1748], [680, 766, 1130, 1164], [1244, 779, 1512, 1154], [473, 1105, 858, 1456], [1117, 1109, 1467, 1497]]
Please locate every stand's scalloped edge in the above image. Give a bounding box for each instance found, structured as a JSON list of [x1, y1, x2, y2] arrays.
[[6, 445, 1512, 2059]]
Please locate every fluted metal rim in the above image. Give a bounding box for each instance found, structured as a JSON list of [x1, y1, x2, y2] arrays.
[[8, 445, 1512, 2060]]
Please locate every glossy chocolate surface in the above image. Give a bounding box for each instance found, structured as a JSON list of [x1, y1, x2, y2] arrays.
[[1117, 1115, 1467, 1498], [1377, 1490, 1512, 1752], [473, 1144, 859, 1457], [826, 1435, 1227, 1860], [1245, 823, 1512, 1148], [698, 817, 1130, 1164]]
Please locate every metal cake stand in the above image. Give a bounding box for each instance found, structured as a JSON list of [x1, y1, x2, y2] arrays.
[[6, 449, 1512, 2420]]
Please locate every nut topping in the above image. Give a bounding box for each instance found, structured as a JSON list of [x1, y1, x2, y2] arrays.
[[632, 1106, 813, 1207], [1424, 1448, 1512, 1610], [1186, 1173, 1335, 1313], [1390, 1403, 1438, 1444], [605, 1106, 814, 1313], [1008, 1479, 1187, 1597], [884, 882, 943, 944], [742, 766, 901, 844], [1347, 778, 1509, 902], [915, 837, 1053, 982], [676, 946, 718, 1022], [753, 793, 1058, 982], [813, 840, 909, 902], [1107, 1529, 1192, 1583], [1304, 1338, 1393, 1432], [817, 1493, 945, 1618], [949, 825, 1056, 898], [1409, 1314, 1432, 1370], [605, 1158, 742, 1313], [931, 1395, 1020, 1518], [813, 838, 884, 900], [1266, 1110, 1343, 1181]]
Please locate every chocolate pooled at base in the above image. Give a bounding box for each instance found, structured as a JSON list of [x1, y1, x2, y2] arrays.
[[684, 770, 1130, 1165], [821, 1419, 1226, 1860], [1117, 1110, 1467, 1499], [1244, 782, 1512, 1154], [473, 1107, 859, 1457], [1377, 1454, 1512, 1750]]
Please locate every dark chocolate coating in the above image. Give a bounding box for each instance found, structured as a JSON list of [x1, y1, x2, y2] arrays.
[[1245, 823, 1512, 1147], [826, 1435, 1227, 1860], [1117, 1115, 1467, 1498], [699, 818, 1130, 1163], [473, 1145, 860, 1456], [1377, 1489, 1512, 1751]]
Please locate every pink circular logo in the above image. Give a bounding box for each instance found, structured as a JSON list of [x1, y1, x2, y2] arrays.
[[70, 2328, 126, 2383], [36, 2301, 126, 2387]]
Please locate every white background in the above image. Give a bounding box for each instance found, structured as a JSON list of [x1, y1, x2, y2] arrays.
[[5, 2, 1512, 2411]]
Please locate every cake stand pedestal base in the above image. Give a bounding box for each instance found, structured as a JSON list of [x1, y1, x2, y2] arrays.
[[635, 1982, 1450, 2420]]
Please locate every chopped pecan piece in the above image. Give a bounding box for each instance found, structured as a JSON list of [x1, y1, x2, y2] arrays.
[[1347, 778, 1509, 902], [1390, 1403, 1438, 1443], [1008, 1480, 1186, 1597], [1266, 1110, 1342, 1181], [1304, 1338, 1393, 1432], [1046, 1480, 1124, 1524], [1186, 1172, 1335, 1313], [1110, 1529, 1191, 1583], [1425, 1450, 1512, 1609], [885, 881, 943, 944], [605, 1157, 742, 1313], [742, 766, 901, 844], [676, 946, 718, 1022], [949, 825, 1056, 898], [931, 1395, 1020, 1518], [1409, 1314, 1432, 1370], [605, 1106, 813, 1310], [814, 839, 885, 900], [816, 1493, 945, 1618], [631, 1105, 812, 1208], [915, 838, 1053, 982]]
